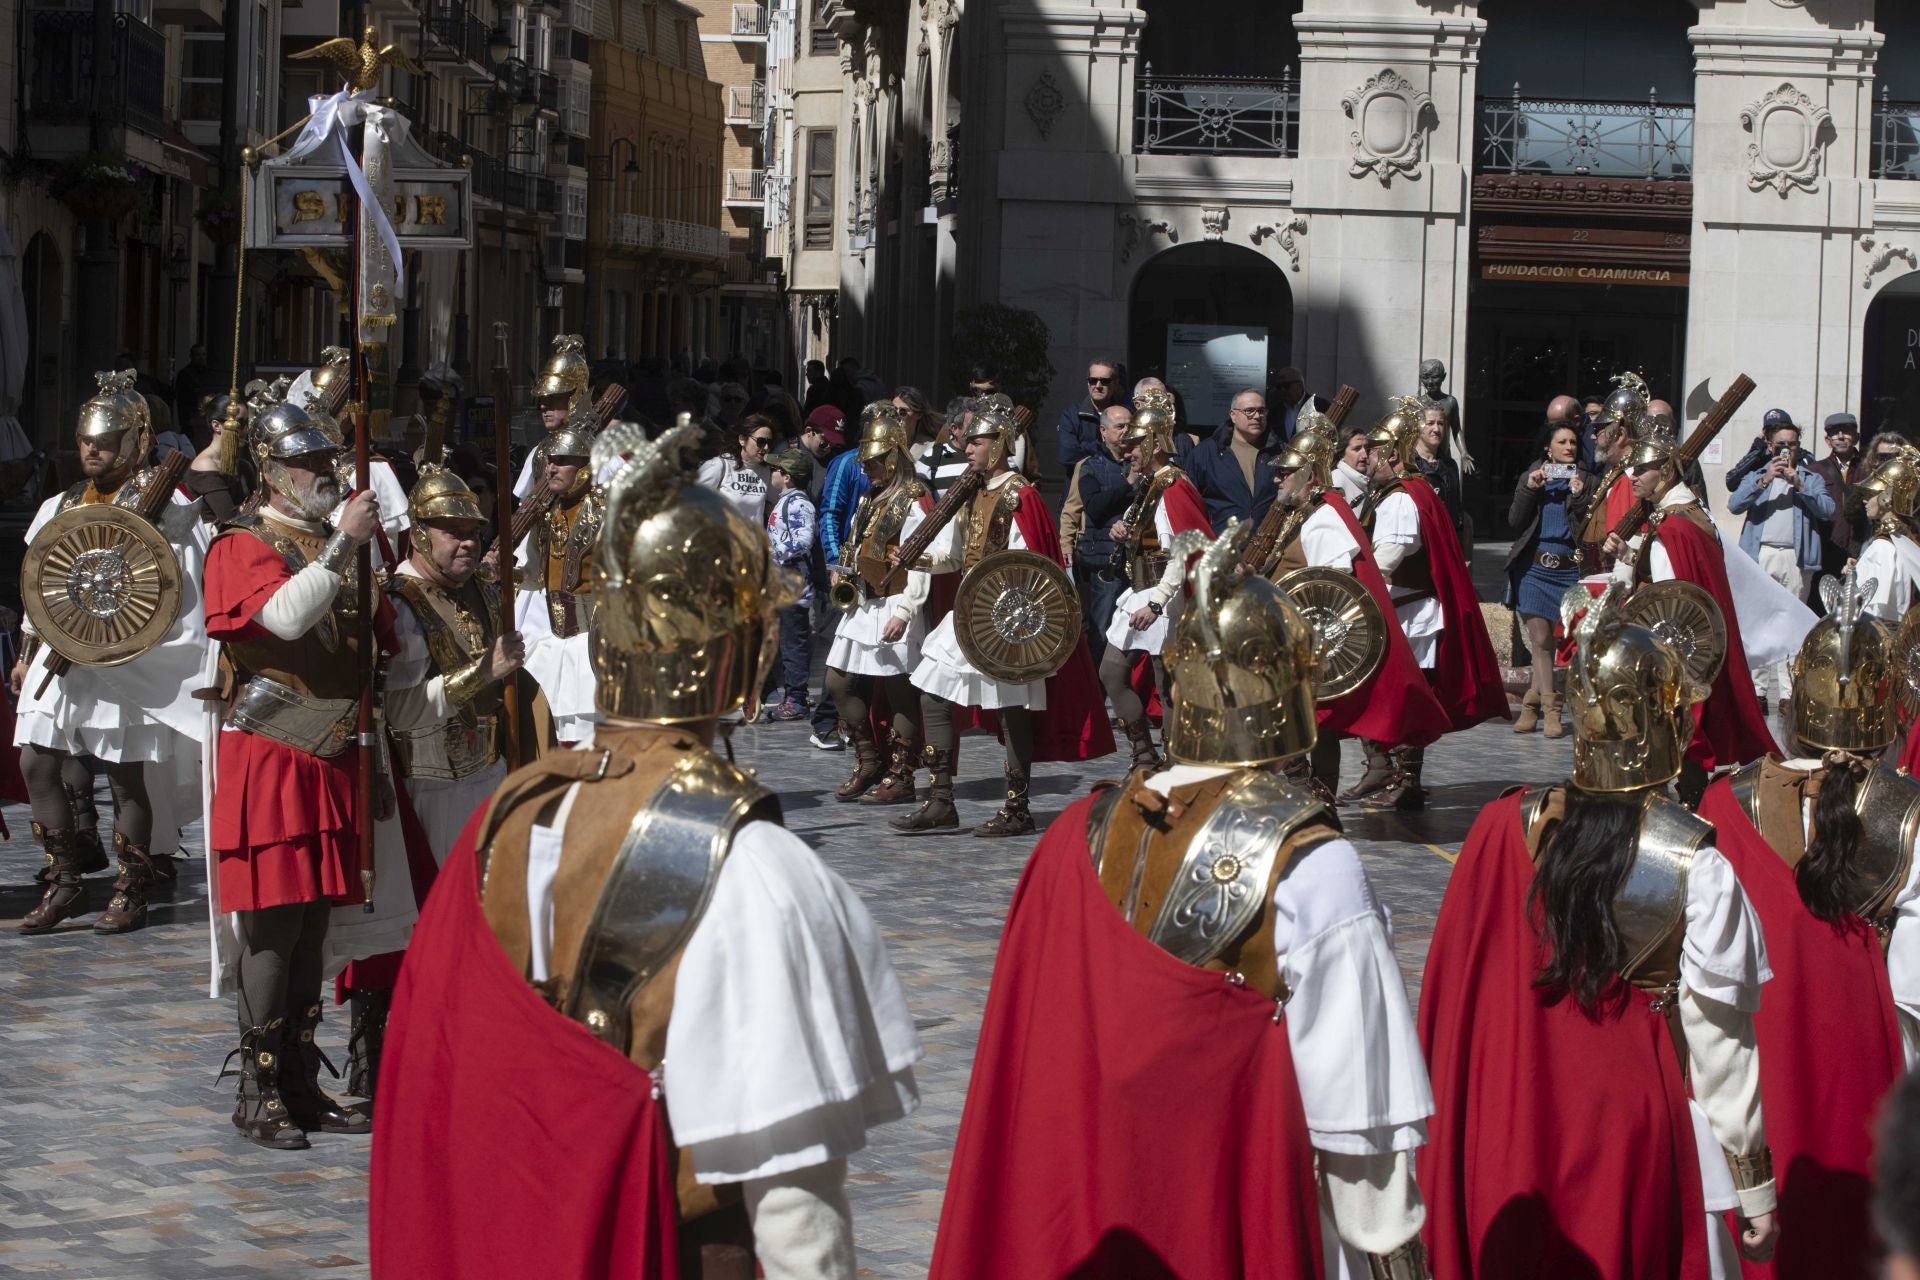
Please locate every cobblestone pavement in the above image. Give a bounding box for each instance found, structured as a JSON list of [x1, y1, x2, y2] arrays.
[[0, 715, 1579, 1278]]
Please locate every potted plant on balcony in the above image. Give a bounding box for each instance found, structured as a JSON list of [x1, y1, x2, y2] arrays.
[[196, 187, 243, 244], [52, 150, 149, 221]]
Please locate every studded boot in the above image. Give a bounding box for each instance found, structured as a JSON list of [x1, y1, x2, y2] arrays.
[[1377, 747, 1428, 811], [1121, 718, 1162, 772], [20, 825, 91, 934], [93, 834, 156, 934], [35, 782, 108, 882], [860, 736, 919, 805], [834, 722, 885, 801], [1338, 740, 1398, 804], [279, 1002, 373, 1134], [890, 748, 958, 833], [345, 987, 393, 1101], [221, 1019, 309, 1150], [974, 766, 1035, 839]]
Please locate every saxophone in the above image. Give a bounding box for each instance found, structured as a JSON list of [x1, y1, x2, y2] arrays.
[[1104, 469, 1154, 582], [830, 498, 870, 612]]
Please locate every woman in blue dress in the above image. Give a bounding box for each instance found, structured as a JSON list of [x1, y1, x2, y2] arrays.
[[1504, 423, 1597, 736]]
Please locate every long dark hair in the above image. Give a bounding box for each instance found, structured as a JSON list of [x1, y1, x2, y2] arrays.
[[1798, 752, 1872, 924], [1528, 785, 1643, 1016]]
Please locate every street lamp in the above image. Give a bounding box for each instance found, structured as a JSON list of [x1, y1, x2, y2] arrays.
[[583, 137, 641, 359]]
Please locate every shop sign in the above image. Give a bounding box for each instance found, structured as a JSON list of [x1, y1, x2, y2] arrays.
[[1481, 262, 1687, 287]]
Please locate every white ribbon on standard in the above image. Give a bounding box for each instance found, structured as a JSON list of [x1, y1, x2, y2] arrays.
[[285, 89, 407, 308]]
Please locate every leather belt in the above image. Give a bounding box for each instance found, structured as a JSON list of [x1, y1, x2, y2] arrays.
[[1534, 550, 1574, 570], [225, 676, 358, 757]]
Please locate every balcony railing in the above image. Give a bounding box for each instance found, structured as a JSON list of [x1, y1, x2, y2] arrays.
[[1477, 89, 1693, 180], [726, 82, 768, 128], [732, 3, 768, 37], [28, 11, 167, 138], [532, 68, 561, 114], [1872, 89, 1920, 181], [427, 1, 493, 71], [606, 213, 728, 259], [726, 168, 767, 205], [1134, 67, 1299, 157]]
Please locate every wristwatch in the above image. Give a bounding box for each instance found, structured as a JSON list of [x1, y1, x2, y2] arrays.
[[1147, 600, 1164, 617]]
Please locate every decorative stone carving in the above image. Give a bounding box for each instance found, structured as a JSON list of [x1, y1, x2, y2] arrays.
[[1252, 216, 1308, 271], [1340, 69, 1433, 186], [1201, 207, 1228, 241], [1861, 235, 1920, 290], [1025, 70, 1065, 142], [1117, 212, 1177, 265], [1740, 83, 1832, 197]]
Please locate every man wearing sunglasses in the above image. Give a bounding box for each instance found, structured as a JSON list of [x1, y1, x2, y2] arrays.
[[1058, 358, 1122, 470]]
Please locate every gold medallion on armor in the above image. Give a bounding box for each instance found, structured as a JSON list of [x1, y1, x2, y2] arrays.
[[22, 504, 183, 667], [953, 549, 1082, 684], [1272, 566, 1386, 700]]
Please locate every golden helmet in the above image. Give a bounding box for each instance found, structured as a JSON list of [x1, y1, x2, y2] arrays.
[[1163, 521, 1318, 768], [1791, 570, 1898, 754], [1274, 426, 1335, 490], [249, 396, 343, 503], [965, 401, 1020, 471], [1365, 396, 1425, 470], [1627, 421, 1682, 477], [1596, 370, 1650, 431], [74, 369, 152, 482], [535, 334, 589, 404], [587, 420, 800, 723], [857, 403, 910, 465], [1562, 583, 1713, 791], [1858, 448, 1920, 521], [1293, 408, 1335, 444], [306, 346, 352, 408], [543, 394, 601, 461], [1125, 387, 1179, 457], [409, 466, 486, 526]]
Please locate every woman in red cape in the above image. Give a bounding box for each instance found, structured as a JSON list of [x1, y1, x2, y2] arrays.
[[928, 792, 1324, 1279], [1400, 474, 1509, 730]]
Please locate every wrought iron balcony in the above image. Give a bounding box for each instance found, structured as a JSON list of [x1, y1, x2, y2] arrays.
[[1133, 67, 1299, 157], [27, 11, 167, 138], [1872, 90, 1920, 181], [726, 83, 768, 128], [1477, 89, 1693, 180], [426, 2, 493, 74]]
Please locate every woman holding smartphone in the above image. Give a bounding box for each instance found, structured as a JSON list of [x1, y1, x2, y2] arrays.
[[1506, 423, 1597, 735]]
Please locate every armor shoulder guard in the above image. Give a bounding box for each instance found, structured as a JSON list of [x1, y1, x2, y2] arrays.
[[1725, 759, 1767, 833], [1085, 781, 1123, 872], [1144, 770, 1337, 968], [56, 479, 90, 511], [997, 474, 1031, 509], [1853, 766, 1920, 919], [113, 466, 160, 509], [1617, 795, 1712, 989]]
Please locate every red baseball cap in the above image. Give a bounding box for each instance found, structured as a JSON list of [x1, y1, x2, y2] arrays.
[[806, 405, 846, 445]]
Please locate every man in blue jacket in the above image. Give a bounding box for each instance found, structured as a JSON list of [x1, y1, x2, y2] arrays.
[[1057, 357, 1122, 471], [1179, 387, 1280, 531], [1728, 409, 1832, 706], [1066, 404, 1135, 665]]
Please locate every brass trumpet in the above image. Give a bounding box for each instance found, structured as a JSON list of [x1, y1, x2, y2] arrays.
[[829, 561, 864, 612]]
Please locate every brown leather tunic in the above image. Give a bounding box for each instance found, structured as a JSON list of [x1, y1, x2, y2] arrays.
[[1374, 479, 1436, 602], [963, 475, 1027, 570], [215, 517, 366, 700]]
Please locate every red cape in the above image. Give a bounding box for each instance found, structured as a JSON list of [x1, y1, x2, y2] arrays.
[[929, 791, 1323, 1278], [1125, 476, 1211, 721], [1904, 731, 1920, 776], [1321, 494, 1451, 748], [371, 808, 681, 1279], [1698, 777, 1905, 1280], [965, 488, 1117, 763], [1653, 515, 1777, 769], [1403, 477, 1509, 730], [1606, 473, 1635, 530], [1418, 791, 1709, 1280]]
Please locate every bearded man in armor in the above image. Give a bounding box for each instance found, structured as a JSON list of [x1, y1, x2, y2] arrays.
[[202, 396, 421, 1149], [334, 468, 527, 1101], [822, 406, 934, 805], [1694, 581, 1920, 1278], [285, 347, 413, 554], [1419, 582, 1778, 1278], [932, 521, 1434, 1280], [12, 370, 214, 935], [371, 422, 920, 1279], [1851, 446, 1920, 621], [1096, 390, 1212, 772], [892, 404, 1113, 837]]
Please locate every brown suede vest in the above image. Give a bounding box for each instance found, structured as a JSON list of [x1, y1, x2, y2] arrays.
[[963, 474, 1027, 570], [215, 517, 366, 699]]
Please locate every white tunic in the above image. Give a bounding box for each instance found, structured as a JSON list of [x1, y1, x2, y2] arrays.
[[826, 501, 931, 677], [1299, 501, 1362, 570], [1105, 499, 1186, 654], [1146, 765, 1433, 1273], [1855, 532, 1920, 622], [1370, 488, 1441, 668], [510, 528, 600, 745], [910, 472, 1048, 710]]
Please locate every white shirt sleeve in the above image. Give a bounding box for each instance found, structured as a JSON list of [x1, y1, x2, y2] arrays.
[[254, 563, 345, 641], [922, 501, 964, 572], [1859, 538, 1903, 622], [1301, 505, 1360, 570], [888, 503, 931, 621], [512, 448, 539, 501], [382, 596, 449, 732], [665, 820, 922, 1184], [1885, 841, 1920, 1068], [1147, 500, 1185, 606]]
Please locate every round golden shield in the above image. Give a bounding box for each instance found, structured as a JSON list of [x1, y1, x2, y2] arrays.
[[1619, 579, 1726, 690], [954, 549, 1083, 685], [1894, 605, 1920, 727], [22, 504, 182, 667], [1274, 565, 1386, 701]]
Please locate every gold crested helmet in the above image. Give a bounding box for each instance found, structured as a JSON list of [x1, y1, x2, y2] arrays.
[[249, 396, 344, 503], [856, 403, 910, 470], [1597, 370, 1650, 432], [1562, 583, 1714, 792], [74, 369, 153, 484], [1365, 396, 1424, 470], [1858, 448, 1920, 520], [1275, 427, 1335, 491], [535, 333, 589, 405], [965, 401, 1019, 471], [409, 465, 486, 526], [1627, 421, 1682, 478], [1293, 408, 1335, 445], [587, 421, 800, 723], [1791, 569, 1898, 754], [306, 345, 352, 408], [1124, 387, 1179, 457], [543, 394, 601, 463], [1163, 521, 1318, 768]]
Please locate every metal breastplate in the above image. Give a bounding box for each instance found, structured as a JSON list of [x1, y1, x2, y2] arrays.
[[853, 482, 922, 593], [1521, 788, 1707, 992], [389, 575, 502, 781], [1851, 766, 1920, 921], [1265, 500, 1315, 578], [540, 488, 603, 596], [217, 517, 366, 701], [964, 477, 1026, 571], [57, 469, 157, 514], [1089, 770, 1336, 996]]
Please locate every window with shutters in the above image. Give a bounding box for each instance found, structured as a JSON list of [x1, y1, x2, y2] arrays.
[[566, 77, 590, 137], [804, 128, 834, 248], [566, 180, 588, 240]]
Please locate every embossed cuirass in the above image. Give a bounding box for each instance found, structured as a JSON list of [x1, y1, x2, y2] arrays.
[[963, 475, 1027, 571], [1726, 756, 1920, 923], [1085, 769, 1341, 1000], [215, 515, 367, 700], [388, 572, 502, 781], [1520, 786, 1712, 992]]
